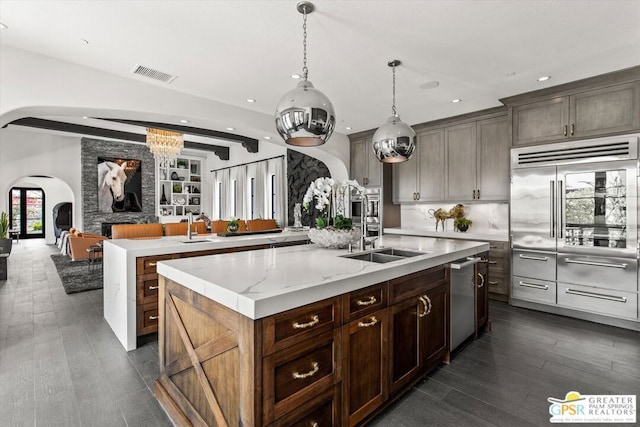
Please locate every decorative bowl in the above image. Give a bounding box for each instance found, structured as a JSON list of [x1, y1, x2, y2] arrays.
[[308, 227, 361, 249]]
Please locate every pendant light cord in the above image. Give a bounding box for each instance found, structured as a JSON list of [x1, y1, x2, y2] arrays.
[[391, 64, 397, 117], [302, 6, 309, 80]]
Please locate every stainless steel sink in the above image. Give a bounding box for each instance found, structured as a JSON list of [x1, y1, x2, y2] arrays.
[[340, 247, 427, 263]]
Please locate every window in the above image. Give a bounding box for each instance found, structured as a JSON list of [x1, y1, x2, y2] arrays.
[[217, 181, 222, 219], [270, 174, 276, 219], [250, 177, 255, 219], [232, 179, 237, 217]]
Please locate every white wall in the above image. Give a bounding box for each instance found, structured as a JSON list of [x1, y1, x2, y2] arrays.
[[0, 127, 82, 242]]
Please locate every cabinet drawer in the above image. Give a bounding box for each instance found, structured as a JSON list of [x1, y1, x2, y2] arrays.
[[390, 266, 447, 304], [512, 276, 556, 305], [136, 273, 160, 305], [488, 241, 509, 255], [136, 254, 176, 275], [268, 385, 340, 427], [557, 283, 638, 320], [136, 302, 159, 336], [343, 282, 388, 322], [263, 329, 341, 423], [557, 254, 637, 293], [263, 297, 341, 355], [513, 250, 556, 281], [487, 274, 508, 296]]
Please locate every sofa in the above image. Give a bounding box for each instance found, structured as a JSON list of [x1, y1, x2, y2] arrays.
[[67, 229, 107, 261]]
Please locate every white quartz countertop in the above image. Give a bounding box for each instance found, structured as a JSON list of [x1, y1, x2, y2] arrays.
[[103, 229, 310, 257], [384, 227, 509, 242], [157, 235, 489, 320]]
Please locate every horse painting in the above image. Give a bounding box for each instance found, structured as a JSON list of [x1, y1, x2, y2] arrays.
[[98, 161, 128, 213]]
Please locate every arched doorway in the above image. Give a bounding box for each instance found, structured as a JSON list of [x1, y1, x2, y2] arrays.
[[9, 187, 45, 239]]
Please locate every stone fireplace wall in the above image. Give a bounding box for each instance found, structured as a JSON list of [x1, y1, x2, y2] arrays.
[[81, 138, 157, 234]]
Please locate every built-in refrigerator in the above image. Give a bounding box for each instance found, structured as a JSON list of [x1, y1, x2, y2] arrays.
[[510, 134, 639, 328]]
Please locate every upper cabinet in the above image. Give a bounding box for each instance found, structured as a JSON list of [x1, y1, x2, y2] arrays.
[[509, 79, 640, 146], [350, 137, 381, 187], [392, 112, 510, 204]]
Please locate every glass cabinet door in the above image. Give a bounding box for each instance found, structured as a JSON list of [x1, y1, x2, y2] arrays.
[[559, 161, 637, 257]]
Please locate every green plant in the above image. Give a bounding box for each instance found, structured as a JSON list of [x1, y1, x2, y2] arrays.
[[32, 221, 43, 231], [453, 217, 472, 228], [173, 184, 182, 192], [227, 218, 239, 227], [332, 214, 353, 230], [0, 212, 8, 239]]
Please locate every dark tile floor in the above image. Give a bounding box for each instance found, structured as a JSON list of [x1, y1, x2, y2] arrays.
[[1, 240, 639, 426]]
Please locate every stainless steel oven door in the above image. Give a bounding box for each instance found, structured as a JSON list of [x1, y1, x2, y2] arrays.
[[557, 160, 637, 258]]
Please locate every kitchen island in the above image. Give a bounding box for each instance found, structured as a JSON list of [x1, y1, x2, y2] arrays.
[[103, 229, 310, 351], [155, 235, 488, 426]]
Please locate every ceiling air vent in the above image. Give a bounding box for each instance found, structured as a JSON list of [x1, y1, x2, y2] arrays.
[[131, 64, 177, 83]]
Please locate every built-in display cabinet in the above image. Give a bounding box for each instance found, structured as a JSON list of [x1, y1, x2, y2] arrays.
[[157, 156, 203, 218]]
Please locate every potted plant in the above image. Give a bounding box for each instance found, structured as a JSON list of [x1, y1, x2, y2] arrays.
[[454, 217, 472, 232], [0, 212, 12, 255], [226, 218, 240, 233]]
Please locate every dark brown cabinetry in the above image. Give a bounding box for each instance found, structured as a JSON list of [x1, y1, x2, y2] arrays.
[[476, 253, 489, 334], [389, 266, 449, 395], [486, 240, 510, 301], [157, 265, 452, 426]]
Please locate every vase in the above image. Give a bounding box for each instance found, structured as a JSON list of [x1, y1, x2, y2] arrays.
[[227, 223, 239, 233], [457, 224, 469, 232], [308, 227, 361, 249]]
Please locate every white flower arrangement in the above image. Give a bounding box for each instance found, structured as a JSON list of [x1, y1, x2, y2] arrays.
[[302, 178, 364, 230]]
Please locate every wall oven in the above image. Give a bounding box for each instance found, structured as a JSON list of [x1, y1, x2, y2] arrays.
[[510, 134, 639, 325], [350, 187, 380, 236]]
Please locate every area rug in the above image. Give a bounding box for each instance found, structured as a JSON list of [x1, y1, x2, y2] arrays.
[[50, 254, 103, 294]]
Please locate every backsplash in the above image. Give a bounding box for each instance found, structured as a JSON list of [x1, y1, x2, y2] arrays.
[[401, 202, 509, 233]]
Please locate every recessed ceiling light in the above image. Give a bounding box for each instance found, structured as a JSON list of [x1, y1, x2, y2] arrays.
[[179, 119, 189, 124], [264, 136, 272, 140], [226, 127, 235, 131], [537, 75, 551, 82], [0, 23, 8, 30], [451, 99, 462, 103], [345, 126, 352, 130], [81, 116, 89, 119], [419, 81, 439, 90], [246, 98, 256, 103], [290, 74, 301, 79]]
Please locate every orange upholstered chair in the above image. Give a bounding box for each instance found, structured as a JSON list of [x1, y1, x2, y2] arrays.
[[67, 230, 107, 261], [211, 220, 247, 233], [111, 223, 164, 239], [164, 221, 207, 236], [246, 219, 278, 231]]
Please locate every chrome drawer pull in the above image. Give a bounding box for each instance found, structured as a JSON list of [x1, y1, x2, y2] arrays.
[[148, 285, 159, 290], [518, 281, 549, 290], [358, 316, 378, 328], [293, 315, 320, 329], [518, 254, 549, 262], [148, 262, 157, 267], [310, 422, 318, 427], [565, 258, 628, 269], [149, 315, 159, 320], [488, 261, 498, 265], [356, 296, 377, 306], [292, 362, 319, 379], [423, 295, 432, 315], [477, 273, 485, 288], [489, 281, 498, 286], [565, 289, 627, 303]]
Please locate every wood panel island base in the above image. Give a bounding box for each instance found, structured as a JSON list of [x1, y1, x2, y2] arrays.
[[153, 236, 488, 426]]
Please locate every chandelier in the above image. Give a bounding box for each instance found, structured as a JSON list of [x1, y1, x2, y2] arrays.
[[275, 1, 335, 146], [146, 128, 184, 164], [372, 60, 416, 163]]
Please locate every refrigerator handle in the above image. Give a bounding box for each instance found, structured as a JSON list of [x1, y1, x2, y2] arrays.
[[558, 180, 564, 239], [549, 180, 555, 238]]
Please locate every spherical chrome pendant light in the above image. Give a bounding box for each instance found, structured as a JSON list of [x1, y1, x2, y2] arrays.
[[372, 60, 416, 163], [275, 1, 335, 147]]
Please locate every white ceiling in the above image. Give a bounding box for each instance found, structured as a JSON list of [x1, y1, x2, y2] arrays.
[[1, 0, 639, 137]]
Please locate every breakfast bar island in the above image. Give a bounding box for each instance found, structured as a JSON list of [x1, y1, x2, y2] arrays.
[[154, 235, 488, 426]]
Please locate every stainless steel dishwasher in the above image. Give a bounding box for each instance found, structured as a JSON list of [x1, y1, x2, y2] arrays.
[[450, 257, 481, 352]]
